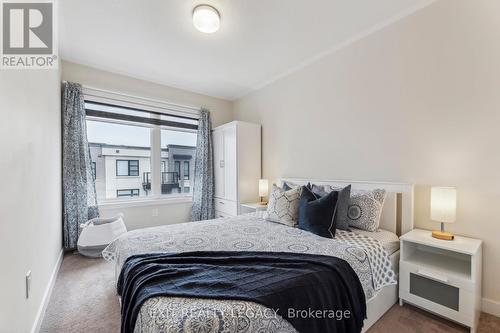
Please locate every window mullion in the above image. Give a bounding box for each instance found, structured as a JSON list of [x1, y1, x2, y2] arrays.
[[150, 118, 162, 197]]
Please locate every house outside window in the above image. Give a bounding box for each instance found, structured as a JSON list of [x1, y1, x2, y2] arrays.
[[85, 100, 198, 201]]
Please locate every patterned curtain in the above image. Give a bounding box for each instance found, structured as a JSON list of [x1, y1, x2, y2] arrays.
[[191, 108, 215, 221], [62, 82, 99, 249]]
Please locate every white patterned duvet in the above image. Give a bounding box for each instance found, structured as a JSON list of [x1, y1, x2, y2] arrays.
[[103, 212, 397, 333]]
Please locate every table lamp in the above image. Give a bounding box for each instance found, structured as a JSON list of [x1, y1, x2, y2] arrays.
[[258, 179, 269, 205], [430, 186, 456, 240]]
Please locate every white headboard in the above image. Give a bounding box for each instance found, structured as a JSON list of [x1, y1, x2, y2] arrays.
[[279, 178, 414, 236]]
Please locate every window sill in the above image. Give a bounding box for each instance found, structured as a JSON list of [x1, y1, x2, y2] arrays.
[[98, 195, 193, 209]]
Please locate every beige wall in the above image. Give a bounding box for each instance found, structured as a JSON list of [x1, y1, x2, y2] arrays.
[[99, 201, 192, 231], [62, 61, 234, 229], [0, 67, 62, 331], [234, 0, 500, 308]]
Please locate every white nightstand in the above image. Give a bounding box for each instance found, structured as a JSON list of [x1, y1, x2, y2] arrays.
[[239, 202, 267, 215], [399, 229, 482, 332]]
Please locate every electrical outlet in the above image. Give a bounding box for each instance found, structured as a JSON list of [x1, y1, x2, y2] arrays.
[[152, 208, 159, 217], [26, 271, 32, 299]]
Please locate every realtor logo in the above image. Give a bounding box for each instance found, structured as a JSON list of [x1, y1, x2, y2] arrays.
[[1, 0, 58, 69]]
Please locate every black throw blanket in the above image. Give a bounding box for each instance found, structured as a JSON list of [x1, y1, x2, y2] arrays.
[[117, 251, 366, 333]]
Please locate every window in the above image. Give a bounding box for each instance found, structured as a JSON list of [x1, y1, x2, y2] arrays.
[[161, 128, 197, 195], [116, 160, 139, 176], [87, 120, 150, 200], [116, 189, 139, 197], [85, 99, 198, 201], [183, 161, 190, 180], [174, 161, 181, 179]]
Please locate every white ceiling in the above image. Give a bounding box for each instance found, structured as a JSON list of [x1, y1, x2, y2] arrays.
[[60, 0, 434, 100]]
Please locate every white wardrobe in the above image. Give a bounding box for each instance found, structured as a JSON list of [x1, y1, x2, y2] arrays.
[[212, 121, 261, 217]]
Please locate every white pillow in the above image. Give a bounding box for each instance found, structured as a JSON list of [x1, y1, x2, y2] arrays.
[[264, 185, 301, 227], [345, 189, 387, 232]]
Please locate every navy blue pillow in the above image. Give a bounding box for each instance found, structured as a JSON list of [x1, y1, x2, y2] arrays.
[[298, 186, 339, 238], [306, 184, 351, 231]]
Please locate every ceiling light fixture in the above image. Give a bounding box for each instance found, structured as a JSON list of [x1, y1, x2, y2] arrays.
[[192, 4, 220, 34]]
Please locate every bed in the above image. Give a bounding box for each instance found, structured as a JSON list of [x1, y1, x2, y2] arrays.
[[103, 179, 414, 333]]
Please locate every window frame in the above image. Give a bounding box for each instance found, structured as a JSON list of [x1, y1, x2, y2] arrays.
[[183, 161, 190, 180], [116, 189, 140, 197], [116, 159, 140, 177], [83, 94, 199, 204], [174, 161, 181, 181]]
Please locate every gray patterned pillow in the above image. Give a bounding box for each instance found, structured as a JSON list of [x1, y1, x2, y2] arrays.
[[317, 184, 351, 231], [344, 189, 387, 232], [264, 185, 301, 227]]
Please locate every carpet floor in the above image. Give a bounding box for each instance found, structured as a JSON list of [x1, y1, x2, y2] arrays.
[[41, 253, 500, 333]]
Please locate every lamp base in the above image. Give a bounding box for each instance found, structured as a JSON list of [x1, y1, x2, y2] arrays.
[[432, 230, 454, 241], [259, 201, 268, 206]]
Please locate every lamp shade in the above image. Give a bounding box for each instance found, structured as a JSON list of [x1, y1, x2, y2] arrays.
[[430, 187, 457, 223], [258, 179, 269, 197]]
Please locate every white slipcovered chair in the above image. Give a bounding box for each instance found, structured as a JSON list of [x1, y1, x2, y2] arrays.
[[77, 213, 127, 258]]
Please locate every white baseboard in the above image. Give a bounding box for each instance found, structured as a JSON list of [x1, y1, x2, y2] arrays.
[[30, 249, 64, 333], [482, 298, 500, 318]]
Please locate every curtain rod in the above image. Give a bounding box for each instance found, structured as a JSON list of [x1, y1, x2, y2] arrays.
[[62, 80, 202, 115]]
